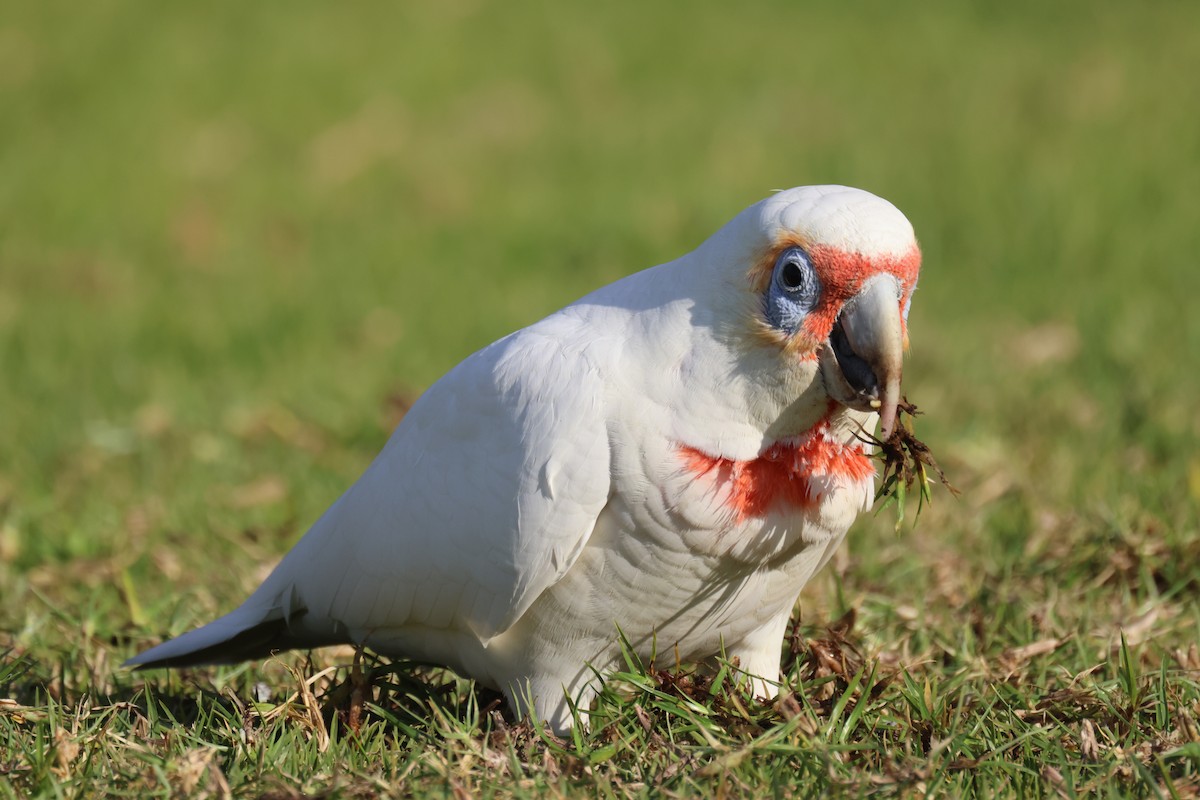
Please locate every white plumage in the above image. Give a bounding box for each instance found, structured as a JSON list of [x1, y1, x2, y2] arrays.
[[128, 185, 922, 733]]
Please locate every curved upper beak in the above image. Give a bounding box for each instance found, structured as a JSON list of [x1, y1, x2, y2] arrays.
[[828, 275, 905, 438]]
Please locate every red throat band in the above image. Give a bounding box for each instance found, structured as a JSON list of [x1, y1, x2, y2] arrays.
[[677, 419, 875, 522]]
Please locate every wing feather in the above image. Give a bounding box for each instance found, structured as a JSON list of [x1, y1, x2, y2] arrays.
[[240, 312, 615, 647]]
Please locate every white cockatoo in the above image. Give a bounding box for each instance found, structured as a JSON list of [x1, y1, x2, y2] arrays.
[[128, 185, 922, 733]]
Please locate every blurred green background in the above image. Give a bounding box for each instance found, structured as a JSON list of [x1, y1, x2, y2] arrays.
[[1, 0, 1199, 776]]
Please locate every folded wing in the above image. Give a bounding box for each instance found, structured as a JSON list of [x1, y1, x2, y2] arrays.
[[128, 312, 615, 667]]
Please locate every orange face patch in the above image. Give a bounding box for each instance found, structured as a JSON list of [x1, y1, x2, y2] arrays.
[[677, 418, 875, 522], [749, 235, 921, 351]]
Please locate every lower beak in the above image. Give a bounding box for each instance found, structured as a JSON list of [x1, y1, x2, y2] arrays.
[[826, 275, 905, 438]]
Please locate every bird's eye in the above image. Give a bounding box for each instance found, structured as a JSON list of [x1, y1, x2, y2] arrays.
[[776, 249, 810, 293], [780, 259, 805, 291]]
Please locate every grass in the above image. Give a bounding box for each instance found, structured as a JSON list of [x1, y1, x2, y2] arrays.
[[2, 0, 1199, 796]]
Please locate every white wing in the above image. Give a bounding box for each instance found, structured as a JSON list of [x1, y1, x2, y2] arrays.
[[252, 311, 615, 646]]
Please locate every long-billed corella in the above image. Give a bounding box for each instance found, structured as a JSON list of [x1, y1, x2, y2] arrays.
[[128, 185, 922, 734]]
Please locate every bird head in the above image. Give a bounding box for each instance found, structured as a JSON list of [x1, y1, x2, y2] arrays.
[[725, 186, 921, 439]]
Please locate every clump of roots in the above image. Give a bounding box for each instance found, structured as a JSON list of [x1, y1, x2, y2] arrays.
[[862, 398, 958, 529]]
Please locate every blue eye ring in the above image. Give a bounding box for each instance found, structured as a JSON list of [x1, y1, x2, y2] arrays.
[[763, 247, 821, 335]]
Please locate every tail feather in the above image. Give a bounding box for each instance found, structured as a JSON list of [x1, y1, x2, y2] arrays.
[[125, 606, 341, 670]]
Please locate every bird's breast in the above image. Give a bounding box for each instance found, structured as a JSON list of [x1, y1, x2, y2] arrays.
[[605, 415, 877, 567]]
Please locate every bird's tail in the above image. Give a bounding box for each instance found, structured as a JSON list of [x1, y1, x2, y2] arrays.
[[123, 606, 287, 669], [124, 597, 342, 670], [127, 496, 353, 670]]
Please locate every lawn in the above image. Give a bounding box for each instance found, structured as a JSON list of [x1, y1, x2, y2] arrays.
[[2, 0, 1199, 796]]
